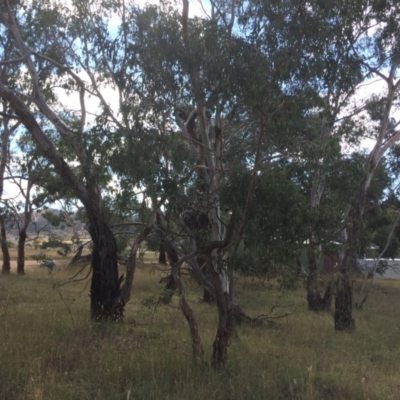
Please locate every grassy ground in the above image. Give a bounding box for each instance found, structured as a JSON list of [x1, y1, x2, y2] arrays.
[[0, 258, 399, 400], [6, 241, 87, 261]]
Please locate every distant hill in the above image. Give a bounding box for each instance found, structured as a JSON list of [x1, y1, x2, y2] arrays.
[[5, 208, 87, 240]]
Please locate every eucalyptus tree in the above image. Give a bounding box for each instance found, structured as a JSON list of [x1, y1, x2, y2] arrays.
[[3, 132, 67, 275], [130, 0, 319, 367], [0, 24, 22, 274], [0, 103, 14, 275], [239, 0, 368, 311], [0, 0, 164, 320], [332, 0, 400, 330], [5, 157, 40, 276]]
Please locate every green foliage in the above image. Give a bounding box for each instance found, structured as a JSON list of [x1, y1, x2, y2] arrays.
[[227, 167, 308, 264], [141, 288, 175, 308], [159, 288, 175, 305], [145, 232, 162, 253], [33, 253, 57, 272], [372, 224, 399, 259], [114, 234, 129, 255], [333, 272, 344, 293], [41, 211, 64, 228], [40, 236, 71, 257], [141, 296, 157, 308], [276, 265, 300, 291]]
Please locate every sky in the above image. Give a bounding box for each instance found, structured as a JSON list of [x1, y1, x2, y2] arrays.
[[341, 78, 389, 154]]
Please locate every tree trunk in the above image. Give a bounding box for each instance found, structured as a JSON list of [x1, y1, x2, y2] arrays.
[[17, 230, 27, 275], [334, 269, 354, 330], [120, 209, 158, 305], [0, 108, 12, 276], [157, 212, 204, 360], [334, 199, 362, 330], [87, 213, 123, 322], [206, 257, 233, 369], [119, 248, 136, 306], [163, 237, 180, 291], [306, 240, 332, 311], [202, 263, 214, 302], [307, 252, 323, 311], [212, 290, 233, 369], [0, 75, 125, 321], [162, 274, 177, 291], [203, 287, 214, 302], [0, 214, 10, 275], [306, 235, 321, 311], [158, 242, 167, 264], [172, 265, 203, 360]]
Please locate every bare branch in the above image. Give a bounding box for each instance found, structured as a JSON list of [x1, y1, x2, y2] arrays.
[[0, 54, 28, 65], [379, 130, 400, 157]]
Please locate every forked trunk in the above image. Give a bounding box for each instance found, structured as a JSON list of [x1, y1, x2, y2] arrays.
[[0, 214, 10, 275], [88, 213, 123, 322], [17, 230, 27, 275]]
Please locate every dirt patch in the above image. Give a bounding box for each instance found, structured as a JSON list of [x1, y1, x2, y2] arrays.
[[4, 259, 68, 273]]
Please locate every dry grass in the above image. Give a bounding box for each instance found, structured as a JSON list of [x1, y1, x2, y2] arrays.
[[0, 258, 399, 399], [6, 244, 70, 262]]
